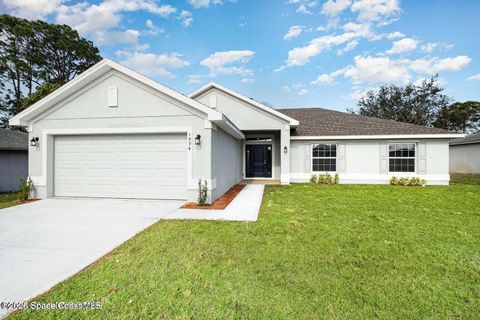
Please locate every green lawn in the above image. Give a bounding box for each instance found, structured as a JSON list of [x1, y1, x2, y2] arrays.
[[0, 192, 21, 209], [9, 179, 480, 319]]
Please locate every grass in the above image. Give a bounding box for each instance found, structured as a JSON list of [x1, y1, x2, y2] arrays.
[[9, 178, 480, 319], [451, 173, 480, 185], [0, 192, 21, 209]]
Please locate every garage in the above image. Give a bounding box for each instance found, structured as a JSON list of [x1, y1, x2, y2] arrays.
[[54, 134, 187, 200]]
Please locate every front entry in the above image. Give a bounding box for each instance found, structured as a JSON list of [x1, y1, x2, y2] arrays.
[[246, 144, 272, 178]]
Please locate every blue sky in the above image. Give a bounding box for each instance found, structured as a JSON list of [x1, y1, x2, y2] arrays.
[[1, 0, 479, 111]]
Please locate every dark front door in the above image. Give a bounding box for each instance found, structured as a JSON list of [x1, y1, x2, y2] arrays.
[[246, 144, 272, 178]]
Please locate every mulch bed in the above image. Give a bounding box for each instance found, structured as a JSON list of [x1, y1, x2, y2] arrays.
[[181, 184, 246, 210]]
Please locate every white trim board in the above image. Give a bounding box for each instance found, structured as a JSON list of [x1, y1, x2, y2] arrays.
[[290, 134, 464, 140]]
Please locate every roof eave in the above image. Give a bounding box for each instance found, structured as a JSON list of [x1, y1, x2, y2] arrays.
[[290, 133, 465, 140]]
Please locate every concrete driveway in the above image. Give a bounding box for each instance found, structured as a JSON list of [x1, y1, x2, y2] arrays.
[[0, 198, 183, 317]]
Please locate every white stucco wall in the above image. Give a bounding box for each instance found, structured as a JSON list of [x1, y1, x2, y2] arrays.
[[211, 127, 243, 200], [450, 144, 480, 173], [28, 70, 221, 202], [290, 139, 450, 185]]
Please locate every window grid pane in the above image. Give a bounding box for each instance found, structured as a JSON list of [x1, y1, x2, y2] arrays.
[[312, 144, 337, 172], [388, 143, 415, 173]]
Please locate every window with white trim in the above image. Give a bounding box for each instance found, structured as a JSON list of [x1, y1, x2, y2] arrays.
[[312, 144, 336, 172], [389, 143, 415, 172]]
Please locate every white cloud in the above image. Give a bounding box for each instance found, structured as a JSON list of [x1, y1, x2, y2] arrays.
[[201, 50, 255, 76], [343, 55, 411, 84], [241, 78, 254, 83], [337, 40, 358, 55], [188, 0, 233, 8], [467, 74, 480, 81], [2, 0, 64, 19], [296, 4, 312, 14], [145, 19, 164, 35], [179, 10, 193, 27], [284, 26, 304, 41], [322, 0, 352, 17], [421, 42, 437, 53], [282, 83, 309, 96], [187, 74, 203, 84], [121, 52, 190, 78], [386, 38, 418, 55], [351, 0, 400, 24], [311, 74, 335, 85], [95, 29, 141, 46], [408, 56, 471, 74], [55, 0, 177, 45], [386, 31, 404, 39], [327, 54, 471, 85]]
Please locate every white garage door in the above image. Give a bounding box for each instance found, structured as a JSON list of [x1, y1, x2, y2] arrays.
[[54, 134, 187, 200]]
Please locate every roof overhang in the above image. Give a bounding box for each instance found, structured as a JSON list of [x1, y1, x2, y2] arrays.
[[189, 82, 299, 127], [9, 59, 244, 140], [290, 134, 465, 140]]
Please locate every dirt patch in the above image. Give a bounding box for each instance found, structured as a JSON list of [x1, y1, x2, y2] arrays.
[[181, 184, 246, 210]]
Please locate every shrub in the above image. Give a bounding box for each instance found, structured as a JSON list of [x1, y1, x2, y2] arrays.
[[398, 177, 409, 186], [390, 176, 399, 185], [312, 173, 337, 185], [391, 176, 426, 187], [310, 174, 317, 184], [18, 177, 34, 201], [408, 177, 426, 187], [197, 179, 208, 205], [334, 173, 340, 184]]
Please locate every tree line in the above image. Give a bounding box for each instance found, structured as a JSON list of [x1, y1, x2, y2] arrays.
[[0, 15, 102, 127], [349, 76, 479, 134]]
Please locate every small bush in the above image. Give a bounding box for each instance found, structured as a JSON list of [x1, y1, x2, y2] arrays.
[[18, 177, 34, 201], [390, 176, 399, 185], [398, 177, 409, 186], [197, 179, 208, 205], [408, 177, 426, 187], [334, 173, 340, 184], [391, 176, 426, 187], [311, 173, 338, 185]]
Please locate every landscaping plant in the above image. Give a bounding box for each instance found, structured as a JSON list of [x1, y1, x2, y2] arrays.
[[197, 179, 208, 205], [18, 177, 34, 201]]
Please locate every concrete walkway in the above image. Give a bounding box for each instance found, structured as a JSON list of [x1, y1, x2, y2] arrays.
[[0, 198, 183, 318], [164, 184, 264, 222]]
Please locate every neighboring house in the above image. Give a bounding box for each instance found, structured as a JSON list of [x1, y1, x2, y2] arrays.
[[449, 132, 480, 173], [0, 129, 28, 193], [9, 59, 463, 203]]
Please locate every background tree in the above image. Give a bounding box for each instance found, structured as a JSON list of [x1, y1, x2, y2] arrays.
[[433, 101, 480, 134], [0, 15, 102, 128], [349, 76, 451, 127]]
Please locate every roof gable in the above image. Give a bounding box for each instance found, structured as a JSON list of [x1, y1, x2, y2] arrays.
[[9, 59, 244, 139], [189, 82, 299, 127]]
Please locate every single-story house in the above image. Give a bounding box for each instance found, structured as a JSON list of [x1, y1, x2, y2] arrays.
[[449, 132, 480, 173], [0, 129, 28, 193], [9, 59, 463, 203]]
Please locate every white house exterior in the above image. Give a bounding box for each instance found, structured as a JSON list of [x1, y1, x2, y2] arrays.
[[449, 132, 480, 174], [9, 59, 463, 203]]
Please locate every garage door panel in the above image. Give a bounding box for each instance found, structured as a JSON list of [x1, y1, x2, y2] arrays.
[[54, 134, 187, 200]]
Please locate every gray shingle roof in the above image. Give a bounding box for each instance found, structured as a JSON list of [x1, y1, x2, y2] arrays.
[[0, 129, 28, 151], [277, 107, 453, 136], [450, 132, 480, 146]]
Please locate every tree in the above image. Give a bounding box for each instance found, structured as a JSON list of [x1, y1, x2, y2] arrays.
[[20, 82, 61, 109], [0, 15, 102, 128], [433, 101, 480, 134], [349, 76, 452, 127]]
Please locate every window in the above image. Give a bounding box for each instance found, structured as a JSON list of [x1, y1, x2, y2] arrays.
[[389, 143, 415, 172], [312, 144, 336, 172], [246, 137, 272, 142]]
